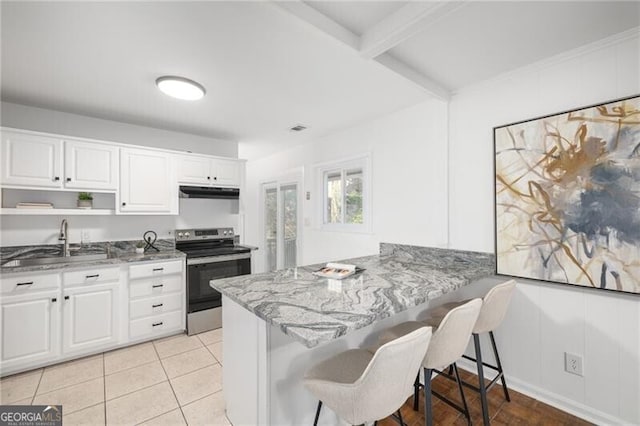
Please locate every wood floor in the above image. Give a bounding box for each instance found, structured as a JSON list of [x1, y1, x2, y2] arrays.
[[378, 368, 592, 426]]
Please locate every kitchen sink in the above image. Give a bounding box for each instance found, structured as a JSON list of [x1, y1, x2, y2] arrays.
[[1, 253, 109, 268]]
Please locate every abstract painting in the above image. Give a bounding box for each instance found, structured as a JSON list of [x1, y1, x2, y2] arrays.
[[494, 95, 640, 295]]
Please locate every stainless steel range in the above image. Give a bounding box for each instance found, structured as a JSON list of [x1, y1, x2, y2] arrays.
[[175, 227, 252, 335]]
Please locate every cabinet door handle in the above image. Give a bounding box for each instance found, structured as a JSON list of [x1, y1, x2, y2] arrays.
[[152, 267, 164, 272], [16, 281, 34, 286], [122, 202, 126, 206], [214, 176, 217, 180], [53, 176, 60, 181], [207, 176, 211, 180], [85, 274, 100, 278], [152, 322, 163, 327], [66, 177, 71, 182], [64, 296, 70, 300], [152, 284, 164, 288], [152, 303, 163, 308], [51, 298, 57, 303]]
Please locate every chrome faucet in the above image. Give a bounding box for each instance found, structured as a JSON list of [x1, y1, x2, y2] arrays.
[[59, 219, 70, 257]]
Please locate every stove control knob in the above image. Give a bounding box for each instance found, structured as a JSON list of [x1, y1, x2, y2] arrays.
[[178, 232, 183, 238], [228, 230, 233, 235], [223, 231, 228, 235], [184, 232, 190, 238]]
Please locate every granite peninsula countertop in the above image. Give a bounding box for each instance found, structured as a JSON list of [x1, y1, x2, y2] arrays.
[[0, 239, 185, 274], [210, 243, 496, 348]]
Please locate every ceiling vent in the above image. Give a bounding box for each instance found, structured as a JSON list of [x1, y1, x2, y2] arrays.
[[290, 124, 307, 132]]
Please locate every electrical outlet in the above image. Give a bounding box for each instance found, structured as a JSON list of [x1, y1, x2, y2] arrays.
[[81, 229, 91, 244], [564, 352, 583, 376]]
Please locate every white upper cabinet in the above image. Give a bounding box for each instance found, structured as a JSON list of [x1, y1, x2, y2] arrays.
[[1, 130, 63, 188], [1, 128, 242, 214], [64, 140, 118, 190], [211, 158, 240, 187], [177, 154, 240, 188], [1, 130, 118, 192], [120, 147, 177, 214], [177, 155, 211, 185]]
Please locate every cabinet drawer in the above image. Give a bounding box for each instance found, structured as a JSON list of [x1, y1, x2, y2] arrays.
[[129, 260, 183, 280], [0, 272, 60, 294], [63, 266, 120, 287], [129, 311, 183, 339], [129, 274, 182, 299], [129, 293, 183, 320]]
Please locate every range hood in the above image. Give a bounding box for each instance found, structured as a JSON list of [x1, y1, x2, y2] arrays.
[[179, 186, 240, 200]]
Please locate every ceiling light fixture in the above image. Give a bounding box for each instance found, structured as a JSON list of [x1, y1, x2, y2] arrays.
[[156, 76, 206, 101], [290, 124, 307, 132]]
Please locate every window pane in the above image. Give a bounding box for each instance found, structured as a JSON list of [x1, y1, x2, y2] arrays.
[[326, 171, 342, 223], [345, 168, 363, 224], [281, 184, 297, 269], [264, 187, 277, 271]]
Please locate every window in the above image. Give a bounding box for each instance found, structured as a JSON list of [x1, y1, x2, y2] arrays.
[[317, 156, 370, 232]]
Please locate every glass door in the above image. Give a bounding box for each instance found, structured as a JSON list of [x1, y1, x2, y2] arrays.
[[262, 181, 299, 272], [281, 184, 298, 269], [264, 184, 278, 272]]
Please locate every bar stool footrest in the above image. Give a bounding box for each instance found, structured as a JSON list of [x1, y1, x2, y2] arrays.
[[457, 371, 505, 392], [415, 365, 472, 423], [462, 354, 500, 372], [431, 389, 470, 418]]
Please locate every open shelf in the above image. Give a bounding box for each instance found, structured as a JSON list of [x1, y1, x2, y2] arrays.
[[1, 188, 116, 215], [1, 208, 115, 216]]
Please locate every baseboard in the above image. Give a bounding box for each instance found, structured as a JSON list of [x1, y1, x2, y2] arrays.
[[456, 359, 628, 426]]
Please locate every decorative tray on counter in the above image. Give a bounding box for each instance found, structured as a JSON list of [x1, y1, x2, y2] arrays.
[[313, 263, 365, 280]]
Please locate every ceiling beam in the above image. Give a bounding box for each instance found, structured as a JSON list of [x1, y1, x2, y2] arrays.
[[376, 53, 450, 101], [271, 1, 451, 100], [360, 1, 468, 59], [271, 1, 359, 50]]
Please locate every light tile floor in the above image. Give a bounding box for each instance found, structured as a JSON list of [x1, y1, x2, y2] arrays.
[[0, 328, 229, 426]]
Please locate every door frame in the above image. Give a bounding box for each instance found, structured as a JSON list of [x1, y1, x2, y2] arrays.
[[258, 169, 303, 273]]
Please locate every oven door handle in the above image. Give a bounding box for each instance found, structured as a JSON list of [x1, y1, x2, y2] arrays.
[[187, 252, 251, 265]]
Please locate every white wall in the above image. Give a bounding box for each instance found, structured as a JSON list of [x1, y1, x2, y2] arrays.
[[0, 102, 241, 246], [242, 99, 449, 270], [1, 102, 237, 157], [449, 29, 639, 424], [243, 28, 639, 424]]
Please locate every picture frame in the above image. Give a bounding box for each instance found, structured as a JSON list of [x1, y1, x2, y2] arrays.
[[494, 94, 640, 295]]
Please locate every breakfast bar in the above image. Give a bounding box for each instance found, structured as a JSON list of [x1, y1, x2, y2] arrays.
[[210, 244, 496, 425]]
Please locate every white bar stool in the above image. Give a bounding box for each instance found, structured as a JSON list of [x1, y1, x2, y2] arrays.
[[304, 326, 432, 426], [377, 299, 483, 426], [429, 279, 516, 425]]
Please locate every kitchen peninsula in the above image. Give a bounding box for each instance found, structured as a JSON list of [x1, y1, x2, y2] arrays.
[[210, 244, 496, 425]]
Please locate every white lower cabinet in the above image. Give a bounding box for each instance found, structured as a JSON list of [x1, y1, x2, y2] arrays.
[[61, 266, 121, 356], [0, 259, 185, 376], [0, 289, 60, 372], [128, 260, 185, 341], [62, 282, 119, 355], [129, 292, 183, 320], [129, 275, 183, 299], [129, 311, 183, 339]]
